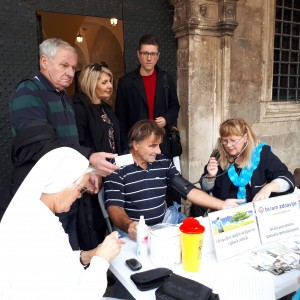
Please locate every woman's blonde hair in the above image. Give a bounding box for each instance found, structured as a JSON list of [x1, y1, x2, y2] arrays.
[[79, 63, 113, 103], [217, 118, 259, 169]]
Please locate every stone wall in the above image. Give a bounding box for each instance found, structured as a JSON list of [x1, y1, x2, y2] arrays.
[[171, 0, 300, 183], [230, 0, 300, 173]]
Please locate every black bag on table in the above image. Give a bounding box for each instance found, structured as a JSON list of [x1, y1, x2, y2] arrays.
[[130, 267, 173, 291], [155, 273, 220, 300]]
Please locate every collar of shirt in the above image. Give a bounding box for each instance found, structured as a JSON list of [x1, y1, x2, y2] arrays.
[[35, 72, 66, 95]]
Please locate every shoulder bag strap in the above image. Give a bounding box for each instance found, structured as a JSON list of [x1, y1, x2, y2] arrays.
[[163, 72, 169, 109]]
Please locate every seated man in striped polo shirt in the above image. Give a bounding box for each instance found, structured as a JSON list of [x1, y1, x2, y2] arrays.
[[104, 120, 244, 241]]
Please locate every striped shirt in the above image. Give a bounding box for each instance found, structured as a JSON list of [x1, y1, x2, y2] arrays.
[[10, 72, 79, 146], [104, 154, 180, 225]]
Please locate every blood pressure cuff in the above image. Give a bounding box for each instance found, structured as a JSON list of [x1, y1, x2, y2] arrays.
[[155, 274, 220, 300], [130, 267, 173, 291], [169, 175, 194, 200]]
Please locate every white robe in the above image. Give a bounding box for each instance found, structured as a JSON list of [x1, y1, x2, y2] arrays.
[[0, 198, 109, 300]]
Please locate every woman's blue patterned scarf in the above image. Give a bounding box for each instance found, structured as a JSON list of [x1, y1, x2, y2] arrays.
[[227, 143, 266, 199]]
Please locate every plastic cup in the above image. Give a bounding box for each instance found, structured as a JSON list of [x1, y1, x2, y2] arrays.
[[179, 217, 205, 272], [149, 223, 181, 268]]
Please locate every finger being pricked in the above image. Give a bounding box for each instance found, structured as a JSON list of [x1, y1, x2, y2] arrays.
[[96, 232, 126, 261], [106, 231, 126, 245]]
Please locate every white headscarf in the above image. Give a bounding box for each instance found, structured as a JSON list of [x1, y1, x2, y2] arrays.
[[0, 148, 112, 300], [1, 147, 90, 225]]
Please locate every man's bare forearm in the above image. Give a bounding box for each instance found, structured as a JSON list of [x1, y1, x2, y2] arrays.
[[187, 188, 224, 210], [107, 206, 133, 232]]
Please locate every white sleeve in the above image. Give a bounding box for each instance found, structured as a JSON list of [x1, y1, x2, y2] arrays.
[[74, 256, 109, 300], [272, 178, 291, 193]]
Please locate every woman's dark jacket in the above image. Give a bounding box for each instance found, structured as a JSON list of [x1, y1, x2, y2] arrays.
[[200, 145, 295, 202], [73, 92, 121, 250], [73, 92, 121, 154]]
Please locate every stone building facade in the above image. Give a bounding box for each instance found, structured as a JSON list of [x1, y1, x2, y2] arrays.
[[170, 0, 300, 183], [0, 0, 299, 214]]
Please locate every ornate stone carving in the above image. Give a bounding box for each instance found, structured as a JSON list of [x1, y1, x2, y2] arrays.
[[200, 4, 208, 17], [170, 0, 239, 37], [217, 1, 239, 35], [172, 0, 201, 36]]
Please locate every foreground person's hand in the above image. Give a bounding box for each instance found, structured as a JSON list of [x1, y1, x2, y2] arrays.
[[86, 173, 101, 194], [89, 152, 120, 177], [95, 231, 125, 262]]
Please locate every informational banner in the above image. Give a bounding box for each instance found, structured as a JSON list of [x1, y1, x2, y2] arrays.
[[254, 193, 300, 244], [208, 203, 261, 261]]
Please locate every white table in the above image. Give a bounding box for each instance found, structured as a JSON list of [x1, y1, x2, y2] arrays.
[[109, 218, 300, 300]]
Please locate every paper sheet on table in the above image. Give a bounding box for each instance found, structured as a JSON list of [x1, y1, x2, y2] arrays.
[[212, 261, 275, 300]]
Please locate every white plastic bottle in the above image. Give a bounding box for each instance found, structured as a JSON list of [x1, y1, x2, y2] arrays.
[[136, 215, 148, 257]]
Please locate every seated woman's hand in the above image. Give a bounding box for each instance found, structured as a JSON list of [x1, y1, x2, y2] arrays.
[[252, 182, 279, 201], [95, 231, 125, 262], [207, 157, 218, 177]]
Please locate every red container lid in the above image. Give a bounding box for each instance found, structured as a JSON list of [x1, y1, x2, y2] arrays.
[[179, 217, 205, 234]]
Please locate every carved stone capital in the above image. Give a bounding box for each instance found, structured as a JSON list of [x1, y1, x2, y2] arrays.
[[170, 0, 239, 37], [217, 0, 239, 35]]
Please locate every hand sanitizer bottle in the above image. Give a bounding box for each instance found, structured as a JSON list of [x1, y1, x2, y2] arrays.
[[136, 215, 148, 257]]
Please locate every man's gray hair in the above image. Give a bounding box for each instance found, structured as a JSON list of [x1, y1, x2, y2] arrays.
[[39, 38, 77, 59]]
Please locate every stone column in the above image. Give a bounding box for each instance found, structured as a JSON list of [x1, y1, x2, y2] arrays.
[[169, 0, 239, 184]]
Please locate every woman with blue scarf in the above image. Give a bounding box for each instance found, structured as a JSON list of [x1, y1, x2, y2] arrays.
[[199, 118, 295, 203]]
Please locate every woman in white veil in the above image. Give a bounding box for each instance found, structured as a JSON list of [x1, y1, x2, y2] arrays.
[[0, 147, 124, 300]]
